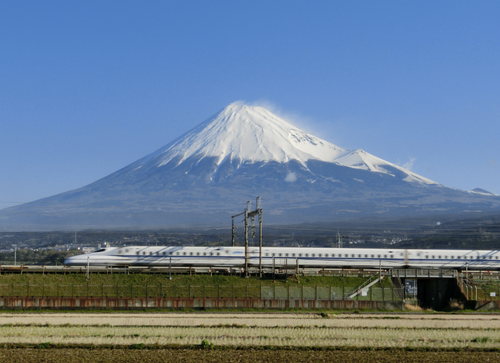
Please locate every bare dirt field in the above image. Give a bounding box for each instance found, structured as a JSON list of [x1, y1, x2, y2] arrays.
[[1, 348, 500, 363]]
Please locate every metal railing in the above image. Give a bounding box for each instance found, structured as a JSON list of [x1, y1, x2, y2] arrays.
[[390, 269, 460, 279]]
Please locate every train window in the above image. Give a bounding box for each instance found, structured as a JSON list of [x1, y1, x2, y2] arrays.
[[444, 256, 447, 259], [292, 253, 296, 257], [312, 254, 315, 257], [286, 253, 289, 257], [176, 252, 180, 255], [183, 252, 186, 255], [489, 256, 492, 259], [438, 256, 441, 259], [425, 255, 428, 259], [457, 256, 461, 259], [390, 255, 393, 259], [377, 255, 380, 258], [384, 255, 387, 258], [365, 254, 368, 258], [496, 256, 499, 260], [265, 253, 269, 257], [125, 249, 129, 253], [318, 254, 322, 257], [217, 253, 220, 256], [143, 252, 146, 255], [196, 252, 200, 256], [203, 252, 206, 256], [190, 252, 193, 256], [272, 253, 275, 257], [137, 252, 140, 255], [305, 254, 309, 257], [432, 256, 435, 259], [470, 256, 473, 259], [279, 253, 282, 257], [299, 254, 302, 257], [162, 252, 165, 256], [210, 252, 213, 256], [371, 255, 374, 258]]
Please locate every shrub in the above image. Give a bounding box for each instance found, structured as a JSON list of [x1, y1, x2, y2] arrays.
[[201, 339, 214, 349]]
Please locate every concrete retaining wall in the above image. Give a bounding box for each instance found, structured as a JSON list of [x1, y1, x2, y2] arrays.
[[0, 297, 404, 310], [467, 300, 500, 311]]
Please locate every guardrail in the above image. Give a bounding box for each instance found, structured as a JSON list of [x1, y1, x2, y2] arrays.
[[390, 269, 461, 279], [0, 265, 392, 276]]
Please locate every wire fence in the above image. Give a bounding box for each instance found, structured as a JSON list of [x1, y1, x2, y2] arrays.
[[0, 284, 404, 301]]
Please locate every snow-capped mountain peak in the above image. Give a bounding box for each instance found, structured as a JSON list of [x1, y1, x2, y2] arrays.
[[139, 102, 437, 185], [3, 102, 500, 230], [145, 103, 348, 167]]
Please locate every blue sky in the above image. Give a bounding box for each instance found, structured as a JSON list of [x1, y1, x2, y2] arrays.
[[1, 1, 499, 209]]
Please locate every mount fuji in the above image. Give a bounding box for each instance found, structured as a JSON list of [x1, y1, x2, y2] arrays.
[[1, 103, 499, 229]]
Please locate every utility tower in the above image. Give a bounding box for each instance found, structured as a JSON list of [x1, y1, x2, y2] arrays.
[[231, 196, 263, 277]]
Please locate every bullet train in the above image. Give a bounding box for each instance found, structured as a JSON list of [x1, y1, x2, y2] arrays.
[[64, 246, 500, 271]]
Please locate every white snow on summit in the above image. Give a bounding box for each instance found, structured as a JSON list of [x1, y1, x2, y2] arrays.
[[148, 103, 347, 167], [140, 103, 437, 185]]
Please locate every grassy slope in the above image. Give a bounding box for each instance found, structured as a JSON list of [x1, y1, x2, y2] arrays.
[[0, 273, 392, 287], [0, 274, 394, 299]]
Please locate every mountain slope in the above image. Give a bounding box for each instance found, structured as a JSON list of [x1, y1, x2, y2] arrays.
[[1, 103, 499, 230]]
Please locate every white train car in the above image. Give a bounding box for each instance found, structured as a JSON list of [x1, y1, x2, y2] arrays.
[[64, 246, 500, 271]]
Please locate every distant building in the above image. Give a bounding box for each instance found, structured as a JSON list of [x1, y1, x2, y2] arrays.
[[81, 247, 95, 254]]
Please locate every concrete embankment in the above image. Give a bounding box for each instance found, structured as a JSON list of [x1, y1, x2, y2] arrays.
[[0, 297, 404, 310]]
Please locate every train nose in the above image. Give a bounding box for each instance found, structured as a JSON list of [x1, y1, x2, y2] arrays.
[[64, 255, 87, 266]]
